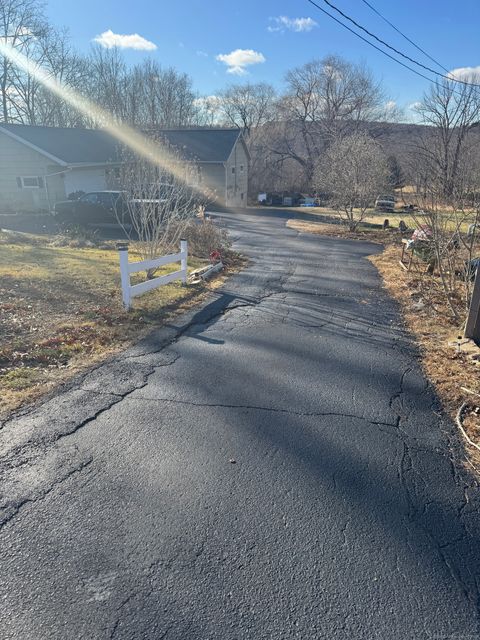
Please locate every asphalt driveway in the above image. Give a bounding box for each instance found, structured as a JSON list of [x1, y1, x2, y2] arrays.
[[0, 208, 479, 639]]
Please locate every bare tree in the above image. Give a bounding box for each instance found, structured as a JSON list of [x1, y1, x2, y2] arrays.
[[117, 139, 211, 275], [415, 78, 480, 201], [87, 45, 128, 122], [315, 132, 388, 230], [216, 82, 276, 135], [16, 26, 90, 126], [405, 78, 480, 320], [268, 55, 385, 186], [34, 40, 90, 127], [0, 0, 49, 122], [0, 1, 92, 127], [191, 95, 221, 127], [122, 60, 197, 128]]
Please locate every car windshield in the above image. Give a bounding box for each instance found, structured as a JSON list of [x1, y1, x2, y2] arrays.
[[80, 193, 99, 203]]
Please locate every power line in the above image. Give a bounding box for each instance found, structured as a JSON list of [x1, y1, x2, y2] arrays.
[[307, 0, 480, 89], [359, 3, 480, 119], [304, 0, 447, 86], [360, 0, 451, 75]]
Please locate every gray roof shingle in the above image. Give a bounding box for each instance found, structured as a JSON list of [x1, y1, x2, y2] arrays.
[[0, 124, 243, 165]]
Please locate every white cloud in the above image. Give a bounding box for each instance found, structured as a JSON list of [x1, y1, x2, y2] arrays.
[[193, 95, 221, 108], [408, 101, 422, 111], [448, 65, 480, 81], [268, 16, 318, 33], [196, 50, 208, 58], [93, 29, 157, 51], [216, 49, 265, 75]]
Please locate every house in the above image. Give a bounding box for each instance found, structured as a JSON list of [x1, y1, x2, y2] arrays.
[[0, 124, 249, 213]]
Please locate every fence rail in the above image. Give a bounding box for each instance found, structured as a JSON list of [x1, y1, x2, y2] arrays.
[[118, 240, 187, 310]]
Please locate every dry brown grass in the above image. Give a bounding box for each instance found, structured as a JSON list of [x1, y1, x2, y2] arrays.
[[285, 203, 476, 233], [0, 232, 243, 420], [370, 245, 480, 465], [287, 218, 396, 243]]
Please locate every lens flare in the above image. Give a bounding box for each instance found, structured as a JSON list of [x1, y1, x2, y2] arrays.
[[0, 40, 199, 189]]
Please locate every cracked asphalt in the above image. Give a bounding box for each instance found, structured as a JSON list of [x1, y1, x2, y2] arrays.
[[1, 208, 480, 639]]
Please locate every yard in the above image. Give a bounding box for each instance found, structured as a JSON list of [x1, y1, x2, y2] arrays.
[[286, 204, 477, 233], [0, 230, 224, 419]]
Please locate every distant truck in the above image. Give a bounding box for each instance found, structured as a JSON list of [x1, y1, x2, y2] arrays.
[[375, 195, 395, 212]]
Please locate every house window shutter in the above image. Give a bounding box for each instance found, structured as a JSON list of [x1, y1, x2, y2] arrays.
[[16, 177, 22, 189], [37, 177, 44, 188]]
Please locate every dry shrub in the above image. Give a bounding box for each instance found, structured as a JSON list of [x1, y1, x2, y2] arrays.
[[182, 218, 230, 257], [0, 230, 46, 246], [49, 226, 101, 248], [184, 218, 244, 269]]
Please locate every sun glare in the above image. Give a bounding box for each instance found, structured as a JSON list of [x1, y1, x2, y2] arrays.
[[0, 39, 195, 188]]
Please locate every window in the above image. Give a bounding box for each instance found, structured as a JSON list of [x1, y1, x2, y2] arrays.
[[241, 193, 244, 201], [231, 167, 235, 174], [17, 176, 44, 189], [240, 165, 244, 172]]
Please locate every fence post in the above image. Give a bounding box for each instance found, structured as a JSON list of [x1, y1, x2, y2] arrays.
[[465, 266, 480, 344], [180, 239, 188, 285], [118, 242, 131, 310]]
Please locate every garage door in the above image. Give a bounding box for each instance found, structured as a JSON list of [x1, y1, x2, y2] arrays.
[[64, 168, 107, 196]]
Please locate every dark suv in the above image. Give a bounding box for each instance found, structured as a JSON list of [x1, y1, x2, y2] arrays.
[[54, 191, 131, 228]]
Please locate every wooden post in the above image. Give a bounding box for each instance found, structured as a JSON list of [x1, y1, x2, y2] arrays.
[[118, 243, 131, 310], [465, 267, 480, 344], [180, 239, 188, 285]]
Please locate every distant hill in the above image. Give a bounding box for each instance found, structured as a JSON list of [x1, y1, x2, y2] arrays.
[[363, 120, 431, 159]]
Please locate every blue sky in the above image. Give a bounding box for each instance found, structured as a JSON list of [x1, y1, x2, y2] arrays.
[[46, 0, 480, 118]]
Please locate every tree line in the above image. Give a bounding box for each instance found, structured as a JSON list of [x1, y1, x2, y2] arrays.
[[2, 0, 480, 213], [0, 0, 199, 127]]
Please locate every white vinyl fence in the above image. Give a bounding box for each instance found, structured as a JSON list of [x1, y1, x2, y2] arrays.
[[118, 240, 188, 310]]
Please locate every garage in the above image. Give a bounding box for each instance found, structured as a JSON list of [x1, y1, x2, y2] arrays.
[[63, 167, 108, 198]]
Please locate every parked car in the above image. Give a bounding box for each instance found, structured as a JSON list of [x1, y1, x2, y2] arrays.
[[375, 194, 396, 212], [54, 191, 131, 228]]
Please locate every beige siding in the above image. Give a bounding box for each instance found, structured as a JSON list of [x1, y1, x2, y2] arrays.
[[201, 163, 226, 206], [0, 130, 250, 212], [225, 140, 248, 207], [0, 132, 66, 212]]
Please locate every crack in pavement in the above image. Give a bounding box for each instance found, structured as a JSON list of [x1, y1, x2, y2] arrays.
[[0, 455, 93, 528], [121, 394, 401, 427], [0, 283, 289, 531]]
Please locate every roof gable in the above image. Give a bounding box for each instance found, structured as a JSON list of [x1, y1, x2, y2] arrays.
[[156, 128, 243, 163]]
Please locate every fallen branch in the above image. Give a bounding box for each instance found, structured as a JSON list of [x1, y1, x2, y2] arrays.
[[188, 262, 224, 283], [456, 402, 480, 453], [461, 386, 480, 398]]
